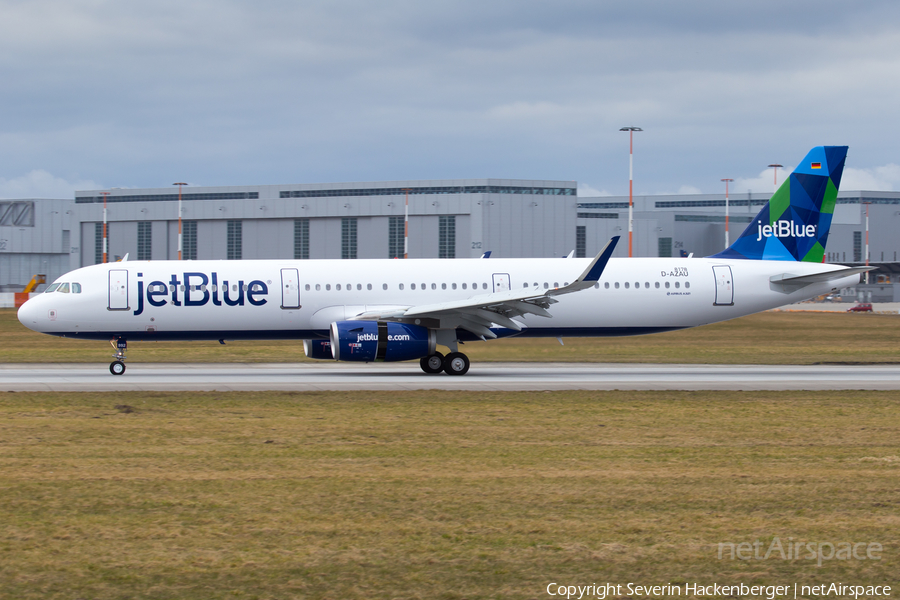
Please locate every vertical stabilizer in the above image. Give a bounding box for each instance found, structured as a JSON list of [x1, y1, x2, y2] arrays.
[[711, 146, 847, 262]]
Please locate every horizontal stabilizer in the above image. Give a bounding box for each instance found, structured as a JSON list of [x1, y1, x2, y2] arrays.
[[769, 266, 874, 286]]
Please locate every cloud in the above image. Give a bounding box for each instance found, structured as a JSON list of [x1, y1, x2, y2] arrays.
[[577, 183, 611, 197], [0, 170, 101, 199], [731, 164, 900, 195]]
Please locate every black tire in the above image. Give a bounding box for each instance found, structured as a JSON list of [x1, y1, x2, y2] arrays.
[[109, 360, 126, 376], [420, 352, 445, 374], [443, 352, 470, 376]]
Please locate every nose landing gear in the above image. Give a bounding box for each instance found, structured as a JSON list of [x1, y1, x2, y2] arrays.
[[109, 337, 127, 375]]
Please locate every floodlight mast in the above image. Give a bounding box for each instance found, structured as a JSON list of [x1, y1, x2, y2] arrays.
[[721, 178, 734, 249], [768, 164, 783, 194], [100, 191, 109, 263], [619, 127, 642, 257], [173, 183, 187, 260]]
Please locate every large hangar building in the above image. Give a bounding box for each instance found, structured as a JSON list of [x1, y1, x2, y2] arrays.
[[3, 178, 900, 298]]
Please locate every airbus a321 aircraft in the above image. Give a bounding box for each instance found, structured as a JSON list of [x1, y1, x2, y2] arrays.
[[19, 146, 870, 376]]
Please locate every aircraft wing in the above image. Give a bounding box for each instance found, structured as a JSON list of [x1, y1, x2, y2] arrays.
[[350, 237, 619, 339]]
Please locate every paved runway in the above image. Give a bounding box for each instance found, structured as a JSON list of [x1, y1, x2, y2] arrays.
[[2, 362, 899, 391]]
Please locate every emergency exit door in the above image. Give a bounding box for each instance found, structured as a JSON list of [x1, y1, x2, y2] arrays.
[[492, 273, 510, 293], [108, 269, 129, 311], [281, 268, 301, 309], [712, 265, 734, 306]]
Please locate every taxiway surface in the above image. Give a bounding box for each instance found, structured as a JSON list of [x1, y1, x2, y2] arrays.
[[1, 362, 898, 392]]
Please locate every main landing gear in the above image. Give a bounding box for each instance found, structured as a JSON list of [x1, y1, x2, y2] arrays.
[[109, 337, 127, 376], [419, 351, 470, 376]]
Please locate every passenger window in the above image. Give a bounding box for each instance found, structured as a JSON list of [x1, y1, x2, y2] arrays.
[[432, 283, 437, 290], [232, 284, 238, 292], [411, 283, 416, 290], [665, 282, 670, 289], [462, 283, 467, 290], [604, 282, 610, 289], [482, 283, 487, 290], [473, 283, 478, 290], [685, 282, 691, 289], [634, 282, 639, 289], [58, 283, 70, 293], [675, 282, 680, 289], [553, 282, 559, 288], [326, 284, 331, 291], [365, 284, 370, 290], [655, 282, 660, 289], [357, 284, 362, 291], [615, 282, 620, 289], [543, 282, 549, 289], [305, 284, 310, 291], [180, 285, 185, 292], [594, 283, 599, 289], [441, 283, 446, 290], [382, 283, 387, 290], [644, 282, 649, 289], [316, 284, 321, 291], [347, 284, 351, 291], [523, 283, 528, 288], [399, 283, 404, 290], [624, 282, 630, 289], [452, 283, 457, 290], [44, 283, 60, 293], [336, 284, 342, 291]]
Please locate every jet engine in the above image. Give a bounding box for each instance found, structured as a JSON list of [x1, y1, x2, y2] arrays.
[[329, 321, 435, 362], [303, 339, 333, 360]]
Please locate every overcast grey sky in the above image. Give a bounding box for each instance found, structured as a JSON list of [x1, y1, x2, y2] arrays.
[[1, 0, 899, 198]]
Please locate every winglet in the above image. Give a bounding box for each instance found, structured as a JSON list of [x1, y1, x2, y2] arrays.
[[580, 236, 619, 282]]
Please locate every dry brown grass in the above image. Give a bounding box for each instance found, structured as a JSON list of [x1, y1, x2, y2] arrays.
[[1, 390, 898, 599], [3, 307, 900, 365]]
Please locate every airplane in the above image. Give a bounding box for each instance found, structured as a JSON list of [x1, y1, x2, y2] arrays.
[[17, 146, 871, 376]]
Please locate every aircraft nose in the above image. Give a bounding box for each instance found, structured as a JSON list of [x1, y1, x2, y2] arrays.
[[17, 297, 42, 332]]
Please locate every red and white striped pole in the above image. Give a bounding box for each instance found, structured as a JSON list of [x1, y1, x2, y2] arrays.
[[721, 178, 733, 249], [620, 127, 642, 257]]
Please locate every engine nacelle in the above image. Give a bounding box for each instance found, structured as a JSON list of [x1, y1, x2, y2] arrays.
[[303, 339, 333, 360], [329, 321, 435, 362]]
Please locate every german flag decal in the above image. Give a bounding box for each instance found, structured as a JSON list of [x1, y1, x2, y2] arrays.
[[811, 162, 822, 169]]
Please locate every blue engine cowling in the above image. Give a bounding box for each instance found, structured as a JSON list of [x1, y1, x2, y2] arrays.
[[329, 321, 435, 362], [303, 339, 334, 360]]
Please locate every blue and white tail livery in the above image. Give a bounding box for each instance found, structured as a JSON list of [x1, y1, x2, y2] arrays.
[[18, 146, 872, 376]]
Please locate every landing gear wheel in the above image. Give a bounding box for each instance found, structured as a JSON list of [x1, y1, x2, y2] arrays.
[[109, 360, 126, 376], [420, 352, 445, 374], [443, 352, 470, 376]]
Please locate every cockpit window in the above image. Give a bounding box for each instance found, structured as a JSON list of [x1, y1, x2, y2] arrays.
[[58, 283, 70, 293], [44, 283, 61, 293], [72, 283, 82, 294]]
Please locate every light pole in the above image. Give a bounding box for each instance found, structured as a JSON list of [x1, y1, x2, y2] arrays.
[[865, 202, 870, 284], [620, 127, 642, 257], [100, 191, 109, 263], [173, 183, 187, 260], [402, 188, 411, 259], [768, 164, 783, 194], [721, 179, 733, 249]]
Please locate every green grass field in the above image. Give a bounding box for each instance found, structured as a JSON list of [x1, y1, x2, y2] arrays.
[[1, 390, 897, 599], [3, 307, 900, 365]]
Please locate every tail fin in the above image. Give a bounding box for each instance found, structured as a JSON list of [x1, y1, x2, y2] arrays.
[[711, 146, 846, 262]]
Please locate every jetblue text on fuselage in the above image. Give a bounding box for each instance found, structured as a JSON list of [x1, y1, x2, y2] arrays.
[[756, 220, 816, 242], [133, 272, 268, 316]]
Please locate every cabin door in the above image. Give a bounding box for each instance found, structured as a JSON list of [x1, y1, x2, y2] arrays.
[[492, 273, 510, 293], [108, 269, 129, 311], [281, 268, 301, 309], [712, 265, 734, 306]]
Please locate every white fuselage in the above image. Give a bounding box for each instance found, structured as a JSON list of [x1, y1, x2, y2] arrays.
[[17, 257, 858, 344]]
